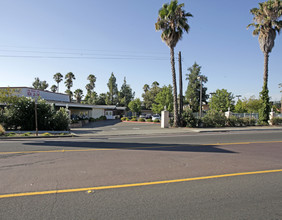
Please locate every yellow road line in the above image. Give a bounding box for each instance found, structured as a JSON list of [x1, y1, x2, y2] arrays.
[[0, 140, 282, 155], [0, 169, 281, 199], [212, 140, 282, 146]]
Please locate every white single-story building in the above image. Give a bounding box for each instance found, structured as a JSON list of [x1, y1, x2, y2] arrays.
[[0, 87, 126, 119]]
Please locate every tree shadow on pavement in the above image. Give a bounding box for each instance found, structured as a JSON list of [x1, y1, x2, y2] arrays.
[[23, 141, 236, 154], [80, 119, 122, 128]]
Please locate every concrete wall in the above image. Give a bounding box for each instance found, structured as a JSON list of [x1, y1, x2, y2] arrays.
[[91, 108, 104, 119]]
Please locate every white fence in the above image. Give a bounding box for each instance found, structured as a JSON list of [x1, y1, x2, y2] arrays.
[[232, 113, 259, 120], [192, 112, 281, 119]]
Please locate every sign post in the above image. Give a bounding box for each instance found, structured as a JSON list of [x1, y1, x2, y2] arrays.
[[34, 96, 39, 136]]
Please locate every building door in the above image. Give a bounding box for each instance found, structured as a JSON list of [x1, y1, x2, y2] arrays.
[[105, 111, 114, 119]]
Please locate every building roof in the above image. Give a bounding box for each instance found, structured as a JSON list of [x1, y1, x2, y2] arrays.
[[46, 101, 126, 110]]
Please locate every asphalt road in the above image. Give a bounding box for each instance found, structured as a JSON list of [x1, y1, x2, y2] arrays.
[[0, 128, 282, 219], [1, 172, 281, 220]]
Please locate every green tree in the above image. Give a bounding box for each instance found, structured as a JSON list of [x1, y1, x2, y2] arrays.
[[155, 0, 192, 127], [0, 87, 19, 104], [53, 72, 63, 92], [128, 98, 142, 115], [143, 84, 150, 93], [209, 89, 235, 112], [50, 85, 57, 93], [96, 93, 107, 105], [185, 63, 208, 112], [85, 74, 97, 104], [32, 77, 49, 90], [2, 97, 53, 130], [1, 97, 69, 131], [259, 83, 271, 123], [247, 0, 282, 123], [83, 92, 98, 105], [85, 74, 96, 94], [152, 85, 173, 114], [142, 81, 161, 109], [234, 99, 248, 113], [74, 89, 84, 103], [64, 72, 76, 101], [234, 96, 262, 113], [119, 77, 135, 109], [65, 89, 73, 101], [106, 73, 119, 105]]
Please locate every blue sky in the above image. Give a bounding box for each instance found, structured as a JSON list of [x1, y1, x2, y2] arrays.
[[0, 0, 281, 101]]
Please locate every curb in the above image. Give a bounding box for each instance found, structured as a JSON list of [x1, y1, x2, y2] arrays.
[[121, 121, 161, 124], [0, 134, 74, 140]]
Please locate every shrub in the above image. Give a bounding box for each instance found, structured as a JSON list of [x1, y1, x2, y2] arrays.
[[131, 118, 137, 121], [182, 110, 197, 127], [0, 124, 5, 135], [153, 119, 160, 123], [51, 108, 70, 131], [89, 117, 95, 122], [126, 117, 131, 121], [270, 117, 282, 125], [121, 117, 127, 121], [99, 116, 107, 120], [21, 132, 32, 136], [242, 117, 257, 126], [226, 116, 237, 127], [59, 133, 68, 136], [6, 132, 16, 136], [202, 110, 226, 128], [42, 132, 51, 136], [226, 116, 245, 127], [146, 119, 153, 122], [138, 118, 145, 122]]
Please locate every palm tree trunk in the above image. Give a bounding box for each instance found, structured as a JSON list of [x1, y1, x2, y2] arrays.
[[57, 83, 59, 93], [170, 47, 179, 127], [264, 52, 269, 86], [178, 51, 183, 126]]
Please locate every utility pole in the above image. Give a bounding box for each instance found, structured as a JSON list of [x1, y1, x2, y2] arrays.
[[178, 51, 183, 119]]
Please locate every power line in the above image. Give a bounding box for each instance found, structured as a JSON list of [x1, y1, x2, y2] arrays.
[[0, 45, 168, 56], [0, 54, 169, 60]]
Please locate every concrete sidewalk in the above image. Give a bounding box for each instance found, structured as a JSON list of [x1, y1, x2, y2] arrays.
[[1, 120, 281, 139], [70, 120, 282, 137]]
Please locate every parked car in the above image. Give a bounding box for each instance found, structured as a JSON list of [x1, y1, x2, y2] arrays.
[[145, 114, 152, 119], [139, 114, 146, 119], [152, 114, 161, 121]]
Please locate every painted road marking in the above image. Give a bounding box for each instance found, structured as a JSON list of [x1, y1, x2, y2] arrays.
[[0, 140, 282, 155], [0, 169, 281, 199]]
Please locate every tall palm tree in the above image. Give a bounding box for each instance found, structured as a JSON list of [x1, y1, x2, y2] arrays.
[[50, 85, 57, 93], [143, 84, 150, 93], [85, 74, 96, 95], [247, 0, 282, 86], [74, 89, 83, 103], [53, 72, 63, 93], [65, 72, 76, 101], [155, 0, 192, 127], [247, 0, 282, 123]]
